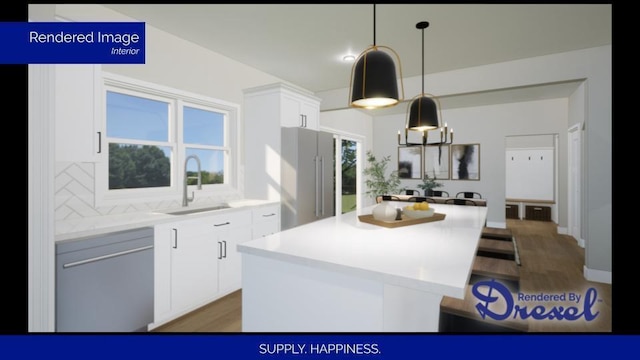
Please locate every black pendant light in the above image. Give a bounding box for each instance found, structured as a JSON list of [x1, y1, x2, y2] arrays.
[[406, 21, 440, 131], [349, 4, 404, 109]]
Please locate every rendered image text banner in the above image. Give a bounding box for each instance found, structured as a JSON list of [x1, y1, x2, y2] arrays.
[[0, 22, 145, 64], [1, 334, 636, 359]]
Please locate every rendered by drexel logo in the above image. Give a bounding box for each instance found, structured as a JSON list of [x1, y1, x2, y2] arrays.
[[472, 279, 600, 321]]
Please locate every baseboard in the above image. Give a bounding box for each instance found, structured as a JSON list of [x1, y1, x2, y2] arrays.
[[583, 265, 611, 284], [556, 227, 585, 248], [486, 221, 506, 229]]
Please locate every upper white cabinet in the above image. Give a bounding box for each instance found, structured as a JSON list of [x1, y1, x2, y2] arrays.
[[281, 90, 320, 129], [55, 64, 103, 163], [243, 83, 321, 201]]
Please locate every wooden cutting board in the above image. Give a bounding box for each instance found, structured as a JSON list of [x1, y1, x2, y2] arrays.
[[358, 213, 446, 228]]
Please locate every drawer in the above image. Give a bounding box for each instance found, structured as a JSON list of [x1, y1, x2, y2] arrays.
[[252, 204, 280, 224], [505, 204, 519, 219], [253, 221, 280, 239], [525, 205, 551, 221], [207, 209, 252, 229]]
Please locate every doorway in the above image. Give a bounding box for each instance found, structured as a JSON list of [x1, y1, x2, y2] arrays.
[[333, 134, 362, 215], [505, 134, 558, 222]]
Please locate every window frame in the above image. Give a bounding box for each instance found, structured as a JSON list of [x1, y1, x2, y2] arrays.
[[95, 72, 241, 207]]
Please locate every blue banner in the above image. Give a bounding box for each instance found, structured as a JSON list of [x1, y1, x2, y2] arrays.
[[0, 22, 145, 64], [0, 334, 636, 359]]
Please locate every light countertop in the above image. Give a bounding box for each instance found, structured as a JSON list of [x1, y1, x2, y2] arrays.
[[238, 203, 488, 299], [55, 199, 278, 242]]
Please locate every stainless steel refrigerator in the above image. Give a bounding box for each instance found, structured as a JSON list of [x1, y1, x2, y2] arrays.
[[281, 127, 335, 230]]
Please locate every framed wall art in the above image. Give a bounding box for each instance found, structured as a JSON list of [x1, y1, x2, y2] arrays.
[[451, 143, 480, 180], [398, 146, 423, 179], [424, 145, 450, 180]]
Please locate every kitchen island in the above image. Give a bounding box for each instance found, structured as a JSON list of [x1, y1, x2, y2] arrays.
[[237, 203, 488, 332]]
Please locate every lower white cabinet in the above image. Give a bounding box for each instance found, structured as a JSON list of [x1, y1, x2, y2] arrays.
[[217, 226, 252, 295], [168, 219, 219, 313], [152, 203, 281, 327], [153, 209, 251, 326], [252, 204, 280, 239]]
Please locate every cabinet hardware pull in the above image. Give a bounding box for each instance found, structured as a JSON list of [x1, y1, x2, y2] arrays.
[[262, 213, 276, 217], [314, 156, 320, 217], [63, 245, 153, 268], [534, 207, 542, 211], [320, 156, 325, 215], [214, 221, 230, 227], [97, 131, 102, 154], [304, 114, 307, 127], [172, 228, 178, 248], [218, 241, 223, 259], [222, 240, 227, 258]]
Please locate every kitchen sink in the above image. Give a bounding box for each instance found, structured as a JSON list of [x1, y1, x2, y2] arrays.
[[160, 204, 231, 216]]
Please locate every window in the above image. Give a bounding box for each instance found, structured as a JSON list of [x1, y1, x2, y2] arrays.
[[182, 104, 227, 185], [106, 91, 172, 190], [96, 73, 240, 206]]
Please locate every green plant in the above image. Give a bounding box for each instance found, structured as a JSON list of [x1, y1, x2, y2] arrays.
[[363, 150, 402, 199], [417, 173, 443, 195]]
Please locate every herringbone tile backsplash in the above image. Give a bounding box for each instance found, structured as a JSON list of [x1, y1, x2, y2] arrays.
[[55, 162, 241, 222]]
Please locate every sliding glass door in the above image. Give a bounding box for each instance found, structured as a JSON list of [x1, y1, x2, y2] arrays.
[[332, 134, 362, 215]]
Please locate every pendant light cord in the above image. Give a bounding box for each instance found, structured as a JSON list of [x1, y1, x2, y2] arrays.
[[421, 26, 424, 95], [373, 4, 376, 46]]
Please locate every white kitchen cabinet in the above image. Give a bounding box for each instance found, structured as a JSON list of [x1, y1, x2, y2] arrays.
[[55, 64, 103, 163], [152, 208, 251, 326], [251, 203, 281, 239], [167, 219, 219, 313], [217, 226, 252, 294], [154, 216, 217, 323], [244, 83, 321, 201], [281, 91, 320, 129]]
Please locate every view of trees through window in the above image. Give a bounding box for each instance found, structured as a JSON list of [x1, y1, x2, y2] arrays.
[[341, 139, 357, 214], [109, 143, 170, 189]]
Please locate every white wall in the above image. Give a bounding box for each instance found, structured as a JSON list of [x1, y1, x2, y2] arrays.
[[54, 4, 283, 104]]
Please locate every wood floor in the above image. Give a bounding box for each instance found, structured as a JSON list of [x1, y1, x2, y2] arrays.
[[152, 219, 611, 333]]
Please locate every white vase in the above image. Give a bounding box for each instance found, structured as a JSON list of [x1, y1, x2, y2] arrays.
[[372, 201, 397, 221]]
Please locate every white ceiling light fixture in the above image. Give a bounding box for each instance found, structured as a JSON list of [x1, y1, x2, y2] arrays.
[[342, 54, 356, 62]]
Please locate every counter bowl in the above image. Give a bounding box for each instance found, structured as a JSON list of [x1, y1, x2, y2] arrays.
[[403, 208, 435, 219]]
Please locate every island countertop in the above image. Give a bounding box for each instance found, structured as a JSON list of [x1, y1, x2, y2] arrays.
[[238, 203, 488, 299]]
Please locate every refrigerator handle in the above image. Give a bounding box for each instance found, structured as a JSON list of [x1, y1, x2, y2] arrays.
[[314, 155, 320, 217], [320, 156, 325, 215]]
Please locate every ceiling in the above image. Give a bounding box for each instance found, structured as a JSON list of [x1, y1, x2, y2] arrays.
[[103, 4, 611, 111]]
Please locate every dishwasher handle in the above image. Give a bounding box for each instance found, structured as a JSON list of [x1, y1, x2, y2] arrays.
[[62, 245, 153, 268]]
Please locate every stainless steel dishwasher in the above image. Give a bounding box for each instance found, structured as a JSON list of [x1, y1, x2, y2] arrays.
[[56, 227, 154, 332]]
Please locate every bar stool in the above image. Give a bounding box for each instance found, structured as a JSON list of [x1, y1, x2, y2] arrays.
[[456, 191, 482, 199]]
